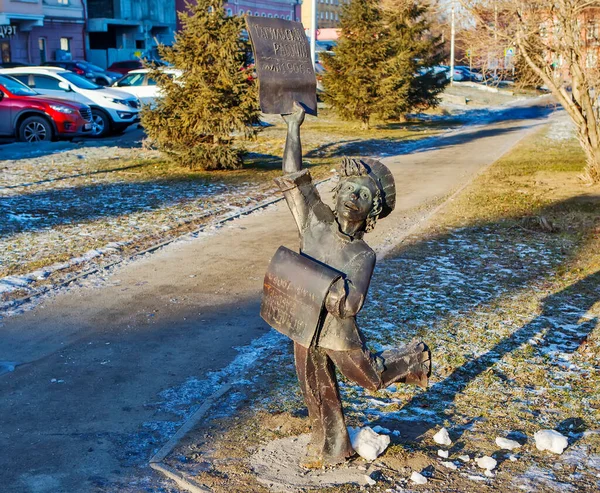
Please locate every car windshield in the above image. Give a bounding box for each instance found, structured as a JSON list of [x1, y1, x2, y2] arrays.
[[59, 71, 101, 89], [0, 74, 38, 96]]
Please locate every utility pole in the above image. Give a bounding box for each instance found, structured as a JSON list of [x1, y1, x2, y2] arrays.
[[450, 0, 455, 86], [310, 0, 317, 67]]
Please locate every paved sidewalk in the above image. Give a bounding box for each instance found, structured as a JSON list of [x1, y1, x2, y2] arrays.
[[0, 101, 554, 492]]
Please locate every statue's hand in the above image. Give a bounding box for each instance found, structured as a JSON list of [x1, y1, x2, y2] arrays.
[[325, 278, 345, 316], [282, 101, 306, 126]]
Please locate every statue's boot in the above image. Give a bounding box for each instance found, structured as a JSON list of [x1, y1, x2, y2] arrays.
[[379, 341, 431, 389]]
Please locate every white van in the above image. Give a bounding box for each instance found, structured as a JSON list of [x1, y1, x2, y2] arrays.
[[0, 66, 140, 137]]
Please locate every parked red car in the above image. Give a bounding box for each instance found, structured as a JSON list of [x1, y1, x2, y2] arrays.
[[107, 60, 145, 76], [0, 74, 93, 142]]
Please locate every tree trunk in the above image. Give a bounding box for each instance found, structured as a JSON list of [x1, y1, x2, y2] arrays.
[[581, 138, 600, 183]]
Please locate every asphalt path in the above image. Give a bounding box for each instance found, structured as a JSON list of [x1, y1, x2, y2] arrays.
[[0, 100, 556, 492]]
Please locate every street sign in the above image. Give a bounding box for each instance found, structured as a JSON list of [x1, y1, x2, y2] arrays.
[[246, 17, 317, 116]]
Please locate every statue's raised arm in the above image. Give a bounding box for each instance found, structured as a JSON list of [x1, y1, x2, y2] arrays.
[[282, 102, 306, 174]]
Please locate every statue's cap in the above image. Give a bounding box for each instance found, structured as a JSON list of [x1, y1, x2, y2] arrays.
[[339, 157, 396, 218]]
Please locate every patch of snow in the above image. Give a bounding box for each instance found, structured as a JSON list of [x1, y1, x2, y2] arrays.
[[515, 466, 575, 492], [441, 461, 458, 470], [347, 426, 390, 461], [459, 454, 471, 462], [433, 427, 452, 446], [371, 425, 391, 435], [410, 471, 428, 485], [534, 429, 569, 454], [438, 449, 449, 458], [475, 456, 497, 471], [496, 436, 522, 450]]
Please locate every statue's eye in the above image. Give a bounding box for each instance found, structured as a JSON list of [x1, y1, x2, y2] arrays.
[[345, 184, 354, 191], [360, 190, 369, 200]]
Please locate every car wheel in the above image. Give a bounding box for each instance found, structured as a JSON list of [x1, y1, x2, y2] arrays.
[[18, 116, 53, 143], [90, 109, 111, 138]]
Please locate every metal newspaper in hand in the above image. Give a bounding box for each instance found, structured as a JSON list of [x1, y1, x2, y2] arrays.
[[246, 17, 317, 116], [261, 246, 341, 347]]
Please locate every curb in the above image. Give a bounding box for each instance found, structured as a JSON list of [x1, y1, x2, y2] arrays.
[[149, 383, 233, 492]]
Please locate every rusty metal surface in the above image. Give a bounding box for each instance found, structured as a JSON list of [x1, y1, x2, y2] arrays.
[[261, 246, 341, 347], [246, 17, 317, 116]]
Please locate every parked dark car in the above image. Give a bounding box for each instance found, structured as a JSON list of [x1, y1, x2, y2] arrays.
[[42, 61, 120, 86], [107, 59, 165, 76], [0, 74, 93, 142]]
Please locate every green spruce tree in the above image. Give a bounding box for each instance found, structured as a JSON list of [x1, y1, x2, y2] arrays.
[[379, 0, 447, 119], [141, 0, 260, 170], [320, 0, 388, 128], [321, 0, 447, 127]]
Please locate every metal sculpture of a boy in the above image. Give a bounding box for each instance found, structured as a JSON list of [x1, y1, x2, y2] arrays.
[[261, 104, 431, 468]]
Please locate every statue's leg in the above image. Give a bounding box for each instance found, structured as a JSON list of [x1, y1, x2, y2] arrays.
[[327, 341, 431, 391], [294, 342, 354, 467], [379, 341, 431, 389]]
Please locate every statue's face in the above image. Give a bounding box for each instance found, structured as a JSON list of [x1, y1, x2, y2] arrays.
[[335, 176, 377, 223]]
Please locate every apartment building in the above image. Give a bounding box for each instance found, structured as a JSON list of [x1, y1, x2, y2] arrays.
[[0, 0, 85, 64], [87, 0, 176, 67]]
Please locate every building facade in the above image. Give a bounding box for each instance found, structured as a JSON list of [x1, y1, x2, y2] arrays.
[[301, 0, 345, 35], [175, 0, 302, 32], [0, 0, 85, 64], [87, 0, 177, 68]]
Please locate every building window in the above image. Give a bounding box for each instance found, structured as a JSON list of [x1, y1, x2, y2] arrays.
[[60, 37, 71, 52], [57, 0, 69, 4], [586, 50, 598, 68], [286, 15, 290, 20], [38, 37, 47, 63], [587, 22, 599, 45], [262, 13, 266, 17], [239, 10, 244, 15], [255, 12, 259, 16], [226, 8, 232, 16], [320, 12, 324, 19]]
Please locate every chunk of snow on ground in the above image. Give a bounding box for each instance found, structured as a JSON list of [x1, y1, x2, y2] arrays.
[[459, 455, 470, 462], [438, 449, 449, 458], [441, 461, 458, 470], [348, 426, 390, 461], [410, 471, 428, 484], [433, 427, 452, 445], [496, 437, 522, 450], [475, 456, 497, 471], [534, 430, 569, 454]]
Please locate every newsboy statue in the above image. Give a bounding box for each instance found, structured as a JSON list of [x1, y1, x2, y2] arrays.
[[261, 103, 431, 468]]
